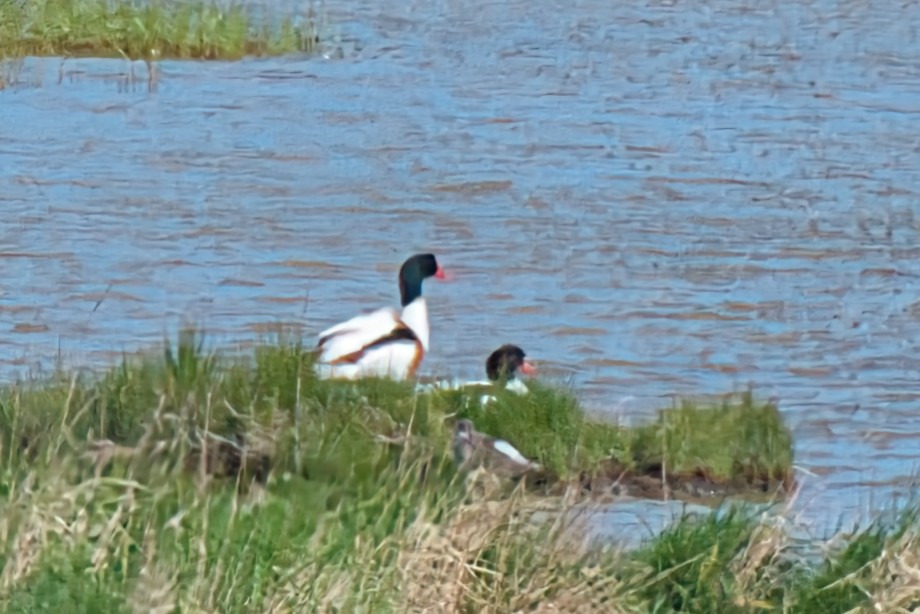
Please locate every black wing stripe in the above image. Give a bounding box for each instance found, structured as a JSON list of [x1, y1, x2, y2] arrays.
[[328, 324, 419, 365], [363, 325, 419, 351]]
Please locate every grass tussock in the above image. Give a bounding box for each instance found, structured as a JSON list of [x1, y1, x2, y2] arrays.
[[0, 0, 317, 60], [0, 329, 914, 612], [630, 393, 795, 486]]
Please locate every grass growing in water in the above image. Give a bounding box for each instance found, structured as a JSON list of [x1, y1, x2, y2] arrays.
[[630, 393, 795, 486], [0, 330, 915, 612], [0, 0, 317, 60]]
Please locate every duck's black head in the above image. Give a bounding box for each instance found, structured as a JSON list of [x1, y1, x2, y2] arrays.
[[398, 253, 446, 306], [486, 344, 537, 381]]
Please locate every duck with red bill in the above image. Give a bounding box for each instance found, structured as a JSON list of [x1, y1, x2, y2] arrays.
[[315, 253, 449, 381], [416, 344, 538, 405]]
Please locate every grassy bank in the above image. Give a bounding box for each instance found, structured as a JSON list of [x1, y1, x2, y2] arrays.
[[0, 330, 911, 612], [0, 0, 317, 60], [2, 330, 795, 503]]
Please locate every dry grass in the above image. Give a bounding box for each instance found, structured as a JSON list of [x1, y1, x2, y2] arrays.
[[265, 488, 633, 613]]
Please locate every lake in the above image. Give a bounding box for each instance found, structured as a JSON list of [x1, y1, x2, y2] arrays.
[[2, 0, 920, 538]]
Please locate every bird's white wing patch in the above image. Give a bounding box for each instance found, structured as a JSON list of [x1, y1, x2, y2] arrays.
[[317, 306, 399, 341], [316, 307, 401, 363], [505, 379, 529, 395], [493, 439, 531, 465]]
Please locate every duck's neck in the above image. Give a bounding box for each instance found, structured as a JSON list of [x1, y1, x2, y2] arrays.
[[401, 297, 430, 351], [399, 275, 423, 307]]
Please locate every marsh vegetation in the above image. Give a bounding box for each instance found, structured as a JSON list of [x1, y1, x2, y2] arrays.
[[0, 330, 912, 612], [0, 0, 317, 60]]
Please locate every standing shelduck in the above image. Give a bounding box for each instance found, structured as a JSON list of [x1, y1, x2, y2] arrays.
[[314, 253, 447, 381]]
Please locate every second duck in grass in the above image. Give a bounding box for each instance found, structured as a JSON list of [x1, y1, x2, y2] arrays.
[[484, 344, 537, 395], [452, 418, 542, 479], [416, 344, 537, 401]]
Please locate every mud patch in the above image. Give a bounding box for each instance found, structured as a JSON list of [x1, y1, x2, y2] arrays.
[[534, 458, 794, 505]]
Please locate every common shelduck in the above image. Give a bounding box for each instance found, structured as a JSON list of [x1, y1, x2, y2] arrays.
[[314, 253, 446, 380], [484, 344, 537, 395], [452, 418, 541, 478], [416, 344, 537, 402]]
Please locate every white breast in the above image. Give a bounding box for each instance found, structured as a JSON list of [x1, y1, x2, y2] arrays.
[[400, 298, 430, 351]]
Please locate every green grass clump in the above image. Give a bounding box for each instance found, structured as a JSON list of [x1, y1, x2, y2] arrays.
[[788, 508, 920, 613], [626, 506, 786, 612], [629, 392, 795, 487], [618, 504, 920, 613], [0, 0, 317, 60]]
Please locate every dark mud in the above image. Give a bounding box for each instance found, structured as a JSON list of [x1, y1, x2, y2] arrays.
[[563, 458, 794, 504]]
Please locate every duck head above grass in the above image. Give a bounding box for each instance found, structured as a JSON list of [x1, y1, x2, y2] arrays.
[[485, 344, 536, 395], [414, 344, 538, 404]]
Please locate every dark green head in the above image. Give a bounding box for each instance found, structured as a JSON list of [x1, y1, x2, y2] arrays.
[[398, 253, 446, 306]]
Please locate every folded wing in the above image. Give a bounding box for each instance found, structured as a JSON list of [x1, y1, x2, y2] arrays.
[[492, 439, 533, 467], [316, 307, 403, 364]]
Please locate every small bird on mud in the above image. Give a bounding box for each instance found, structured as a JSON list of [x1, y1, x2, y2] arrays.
[[314, 253, 448, 381], [452, 418, 541, 479]]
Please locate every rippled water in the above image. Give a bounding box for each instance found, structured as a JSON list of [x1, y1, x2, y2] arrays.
[[3, 0, 920, 534]]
